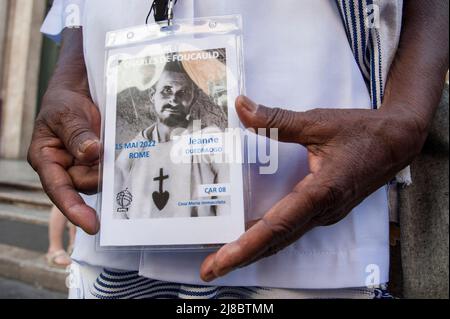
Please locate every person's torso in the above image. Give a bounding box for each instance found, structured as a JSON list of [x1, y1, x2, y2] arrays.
[[76, 0, 389, 289]]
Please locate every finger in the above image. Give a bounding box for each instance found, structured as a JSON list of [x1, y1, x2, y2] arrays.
[[68, 165, 100, 195], [235, 95, 315, 144], [200, 219, 316, 283], [200, 174, 328, 282], [201, 219, 316, 282], [38, 160, 99, 234], [257, 221, 316, 260], [50, 101, 101, 163]]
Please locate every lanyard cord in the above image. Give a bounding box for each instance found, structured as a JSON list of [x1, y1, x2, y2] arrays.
[[146, 0, 178, 24]]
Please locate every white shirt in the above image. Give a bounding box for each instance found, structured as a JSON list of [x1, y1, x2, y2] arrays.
[[41, 0, 389, 289]]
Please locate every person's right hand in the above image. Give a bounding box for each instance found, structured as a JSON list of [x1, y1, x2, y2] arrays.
[[28, 88, 101, 234], [28, 87, 101, 235], [28, 29, 101, 235]]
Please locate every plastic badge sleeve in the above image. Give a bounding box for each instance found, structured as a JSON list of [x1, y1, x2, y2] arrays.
[[96, 15, 249, 252]]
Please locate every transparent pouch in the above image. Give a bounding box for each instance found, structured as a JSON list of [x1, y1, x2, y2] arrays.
[[97, 15, 248, 252]]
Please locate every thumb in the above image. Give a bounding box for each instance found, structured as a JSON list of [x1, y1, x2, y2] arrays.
[[235, 95, 311, 144], [52, 102, 101, 164]]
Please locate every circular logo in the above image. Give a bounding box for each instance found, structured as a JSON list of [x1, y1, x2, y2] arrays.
[[116, 188, 133, 211]]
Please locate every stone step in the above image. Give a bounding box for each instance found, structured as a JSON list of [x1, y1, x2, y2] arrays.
[[0, 203, 52, 253], [0, 276, 66, 299], [0, 180, 43, 192], [0, 244, 68, 294], [0, 159, 43, 191], [0, 202, 71, 253], [0, 202, 49, 226], [0, 160, 69, 295], [0, 186, 52, 209]]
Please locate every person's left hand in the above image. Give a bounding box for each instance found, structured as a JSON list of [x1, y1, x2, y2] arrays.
[[200, 95, 428, 282]]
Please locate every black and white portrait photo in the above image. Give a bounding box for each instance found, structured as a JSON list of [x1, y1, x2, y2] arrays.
[[113, 49, 231, 220]]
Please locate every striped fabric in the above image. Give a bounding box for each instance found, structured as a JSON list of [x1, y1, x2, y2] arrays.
[[90, 269, 263, 299], [337, 0, 413, 187], [88, 268, 393, 299], [336, 0, 383, 108]]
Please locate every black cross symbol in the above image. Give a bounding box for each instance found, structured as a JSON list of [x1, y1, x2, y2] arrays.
[[153, 168, 169, 193]]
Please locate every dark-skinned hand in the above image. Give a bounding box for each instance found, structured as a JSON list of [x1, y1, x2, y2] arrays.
[[200, 95, 426, 282], [28, 86, 101, 235]]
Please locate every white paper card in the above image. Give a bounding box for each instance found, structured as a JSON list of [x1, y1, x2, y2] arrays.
[[99, 22, 246, 248]]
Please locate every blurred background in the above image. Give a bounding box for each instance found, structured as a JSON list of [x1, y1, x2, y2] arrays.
[[0, 0, 448, 299], [0, 0, 66, 299]]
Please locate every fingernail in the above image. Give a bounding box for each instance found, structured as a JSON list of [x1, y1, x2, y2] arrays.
[[202, 271, 217, 282], [202, 265, 234, 282], [79, 140, 99, 154], [68, 204, 97, 235], [238, 96, 257, 114], [201, 257, 216, 282]]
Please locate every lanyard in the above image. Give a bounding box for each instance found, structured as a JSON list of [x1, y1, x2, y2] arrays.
[[146, 0, 178, 25]]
